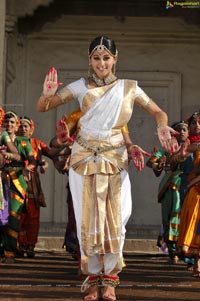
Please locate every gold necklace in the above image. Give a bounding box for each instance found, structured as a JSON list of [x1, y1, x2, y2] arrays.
[[91, 73, 117, 87]]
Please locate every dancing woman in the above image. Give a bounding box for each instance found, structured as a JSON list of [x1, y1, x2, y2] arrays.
[[36, 36, 178, 300], [176, 111, 200, 277], [1, 111, 35, 263], [147, 121, 189, 264], [0, 107, 21, 256]]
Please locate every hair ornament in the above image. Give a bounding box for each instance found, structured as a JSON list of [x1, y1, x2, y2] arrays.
[[20, 116, 35, 135], [192, 111, 200, 117], [5, 111, 20, 127], [186, 110, 200, 125], [88, 36, 118, 58], [172, 121, 188, 130], [96, 37, 105, 53]]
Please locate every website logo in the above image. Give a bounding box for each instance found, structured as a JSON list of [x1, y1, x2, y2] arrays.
[[166, 1, 200, 9], [166, 1, 174, 9]]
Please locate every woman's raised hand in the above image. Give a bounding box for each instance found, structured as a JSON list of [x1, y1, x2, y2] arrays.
[[43, 67, 62, 97], [157, 126, 179, 154]]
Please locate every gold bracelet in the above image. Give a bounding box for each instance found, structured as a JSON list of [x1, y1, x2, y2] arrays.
[[40, 94, 55, 111]]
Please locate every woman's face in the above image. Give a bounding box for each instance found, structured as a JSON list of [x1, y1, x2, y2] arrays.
[[4, 117, 18, 135], [90, 50, 117, 79], [176, 125, 189, 143], [189, 117, 200, 136], [19, 121, 31, 137]]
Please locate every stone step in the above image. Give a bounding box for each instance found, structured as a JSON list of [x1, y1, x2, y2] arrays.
[[36, 236, 162, 254], [38, 223, 161, 238], [36, 223, 163, 254]]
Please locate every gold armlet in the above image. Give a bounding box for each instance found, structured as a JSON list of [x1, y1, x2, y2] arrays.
[[122, 124, 129, 134]]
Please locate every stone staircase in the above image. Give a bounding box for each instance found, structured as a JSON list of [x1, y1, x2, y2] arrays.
[[36, 223, 162, 254]]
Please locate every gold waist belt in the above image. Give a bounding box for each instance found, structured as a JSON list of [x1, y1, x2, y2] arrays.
[[76, 134, 125, 155]]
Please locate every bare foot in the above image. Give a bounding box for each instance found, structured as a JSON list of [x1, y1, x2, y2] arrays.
[[84, 285, 99, 301], [101, 286, 116, 301]]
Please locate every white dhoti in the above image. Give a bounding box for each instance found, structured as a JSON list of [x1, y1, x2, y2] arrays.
[[69, 168, 132, 275]]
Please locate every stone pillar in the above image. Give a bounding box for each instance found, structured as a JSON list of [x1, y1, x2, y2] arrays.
[[0, 0, 6, 105]]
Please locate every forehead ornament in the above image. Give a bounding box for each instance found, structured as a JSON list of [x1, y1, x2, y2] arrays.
[[96, 37, 105, 53]]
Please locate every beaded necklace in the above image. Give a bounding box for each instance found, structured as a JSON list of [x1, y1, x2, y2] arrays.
[[91, 73, 117, 87]]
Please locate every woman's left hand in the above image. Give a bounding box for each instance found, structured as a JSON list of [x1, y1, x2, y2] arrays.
[[157, 126, 179, 153], [129, 145, 151, 171], [56, 119, 70, 144]]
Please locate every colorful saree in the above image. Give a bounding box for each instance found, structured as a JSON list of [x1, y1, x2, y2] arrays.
[[2, 136, 34, 258]]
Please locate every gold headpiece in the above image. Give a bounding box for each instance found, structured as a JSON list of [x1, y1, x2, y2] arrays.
[[89, 36, 118, 58], [96, 37, 105, 53]]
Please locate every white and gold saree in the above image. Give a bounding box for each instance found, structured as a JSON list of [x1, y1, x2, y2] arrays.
[[39, 77, 151, 274]]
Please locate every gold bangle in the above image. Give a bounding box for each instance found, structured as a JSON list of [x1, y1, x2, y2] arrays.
[[40, 94, 54, 111]]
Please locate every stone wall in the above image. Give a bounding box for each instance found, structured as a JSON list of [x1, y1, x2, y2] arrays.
[[2, 5, 200, 227]]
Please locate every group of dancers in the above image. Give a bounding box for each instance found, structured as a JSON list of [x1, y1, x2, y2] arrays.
[[0, 109, 67, 263], [0, 34, 199, 301], [147, 111, 200, 276]]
